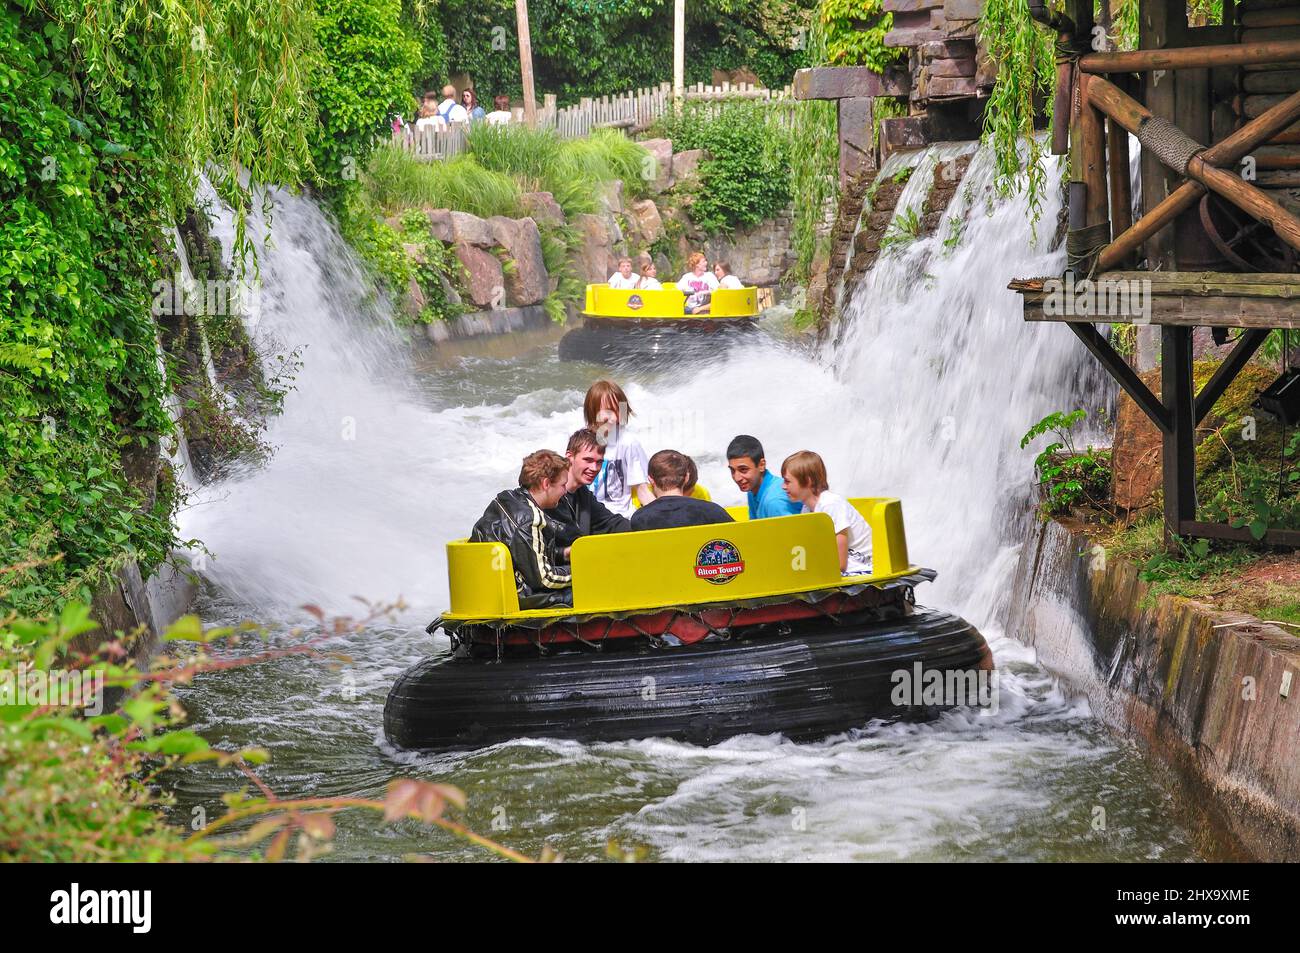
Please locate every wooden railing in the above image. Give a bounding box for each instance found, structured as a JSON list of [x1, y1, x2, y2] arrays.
[[391, 81, 795, 162]]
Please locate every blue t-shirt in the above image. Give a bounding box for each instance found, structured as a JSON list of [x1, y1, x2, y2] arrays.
[[748, 470, 802, 519]]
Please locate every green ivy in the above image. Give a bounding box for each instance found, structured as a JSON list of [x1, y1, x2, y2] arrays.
[[819, 0, 902, 72]]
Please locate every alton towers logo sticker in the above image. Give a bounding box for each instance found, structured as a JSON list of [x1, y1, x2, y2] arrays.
[[626, 293, 644, 311], [694, 539, 745, 584]]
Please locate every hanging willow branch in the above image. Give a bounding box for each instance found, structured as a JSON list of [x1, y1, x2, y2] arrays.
[[57, 0, 322, 263], [979, 0, 1058, 227]]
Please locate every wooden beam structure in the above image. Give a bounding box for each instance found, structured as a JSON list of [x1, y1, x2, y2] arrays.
[[1097, 87, 1300, 271], [1194, 329, 1270, 423], [1017, 7, 1299, 552], [1080, 38, 1300, 73], [1013, 272, 1300, 327], [1065, 322, 1172, 431], [1162, 326, 1197, 542]]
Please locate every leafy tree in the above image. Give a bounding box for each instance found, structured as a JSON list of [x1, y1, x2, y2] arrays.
[[312, 0, 422, 191]]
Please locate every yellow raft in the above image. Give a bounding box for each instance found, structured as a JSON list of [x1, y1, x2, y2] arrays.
[[558, 284, 761, 363], [384, 499, 993, 751]]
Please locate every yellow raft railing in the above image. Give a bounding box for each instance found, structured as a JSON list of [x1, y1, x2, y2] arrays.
[[444, 497, 916, 622], [583, 284, 759, 319]]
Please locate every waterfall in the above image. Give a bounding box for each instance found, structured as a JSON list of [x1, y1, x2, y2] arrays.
[[825, 141, 1110, 625], [181, 141, 1106, 639]]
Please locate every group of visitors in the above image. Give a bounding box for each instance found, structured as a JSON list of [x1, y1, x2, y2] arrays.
[[607, 252, 742, 314], [469, 379, 872, 609], [408, 85, 513, 131]]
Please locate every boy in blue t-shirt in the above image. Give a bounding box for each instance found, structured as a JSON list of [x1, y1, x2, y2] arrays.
[[726, 435, 802, 519]]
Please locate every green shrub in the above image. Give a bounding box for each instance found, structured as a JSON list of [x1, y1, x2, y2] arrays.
[[311, 0, 421, 192], [652, 100, 793, 234], [1021, 410, 1113, 516]]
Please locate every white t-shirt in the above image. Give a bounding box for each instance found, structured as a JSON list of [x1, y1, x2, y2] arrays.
[[804, 491, 872, 574], [437, 99, 468, 123], [637, 276, 662, 290], [415, 115, 447, 130], [676, 271, 719, 295], [718, 275, 743, 289], [592, 426, 649, 518], [607, 272, 639, 289], [485, 110, 512, 125]]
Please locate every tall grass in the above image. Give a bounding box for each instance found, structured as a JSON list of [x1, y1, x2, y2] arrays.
[[363, 145, 525, 219], [466, 124, 651, 217]]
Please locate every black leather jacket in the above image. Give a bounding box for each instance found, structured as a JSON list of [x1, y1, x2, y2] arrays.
[[546, 485, 631, 548], [470, 487, 572, 609]]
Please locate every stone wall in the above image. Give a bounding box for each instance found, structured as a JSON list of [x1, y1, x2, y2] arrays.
[[1007, 517, 1300, 861]]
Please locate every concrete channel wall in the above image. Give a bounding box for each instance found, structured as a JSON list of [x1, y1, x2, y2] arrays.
[[1007, 518, 1300, 861]]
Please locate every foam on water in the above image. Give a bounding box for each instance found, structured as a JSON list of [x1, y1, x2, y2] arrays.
[[168, 146, 1201, 862]]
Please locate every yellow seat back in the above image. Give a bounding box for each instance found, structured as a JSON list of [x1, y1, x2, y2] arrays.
[[570, 512, 842, 613], [583, 284, 758, 319], [446, 539, 520, 617], [726, 497, 910, 576]]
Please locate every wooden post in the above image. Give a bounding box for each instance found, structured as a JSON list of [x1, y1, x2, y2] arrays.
[[516, 0, 537, 128], [1080, 75, 1110, 229], [1161, 326, 1197, 550], [673, 0, 685, 104], [1107, 112, 1133, 242], [1052, 56, 1075, 156]]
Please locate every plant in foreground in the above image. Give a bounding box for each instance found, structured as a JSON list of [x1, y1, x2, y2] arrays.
[[0, 600, 541, 862]]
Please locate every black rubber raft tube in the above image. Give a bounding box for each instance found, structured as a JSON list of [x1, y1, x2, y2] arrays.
[[558, 318, 759, 365], [383, 607, 990, 751]]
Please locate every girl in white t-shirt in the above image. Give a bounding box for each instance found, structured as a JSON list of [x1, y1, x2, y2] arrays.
[[780, 450, 872, 575], [676, 251, 718, 313], [636, 260, 663, 290], [583, 379, 653, 517], [714, 260, 744, 289]]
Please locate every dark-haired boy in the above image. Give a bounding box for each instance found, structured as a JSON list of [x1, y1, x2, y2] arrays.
[[631, 450, 733, 531], [726, 434, 801, 520]]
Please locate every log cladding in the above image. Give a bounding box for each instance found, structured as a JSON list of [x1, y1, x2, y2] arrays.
[[1239, 0, 1300, 230]]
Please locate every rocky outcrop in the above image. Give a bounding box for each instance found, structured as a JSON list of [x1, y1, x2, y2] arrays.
[[701, 210, 798, 288], [671, 148, 704, 187], [453, 244, 504, 309], [489, 216, 547, 306], [573, 211, 626, 284], [625, 198, 665, 248], [521, 191, 565, 226], [639, 138, 674, 193], [427, 209, 495, 246]]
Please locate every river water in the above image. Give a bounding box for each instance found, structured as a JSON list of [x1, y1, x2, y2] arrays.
[[164, 147, 1212, 862]]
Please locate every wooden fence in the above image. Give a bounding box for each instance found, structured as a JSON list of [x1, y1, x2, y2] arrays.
[[391, 81, 796, 161]]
